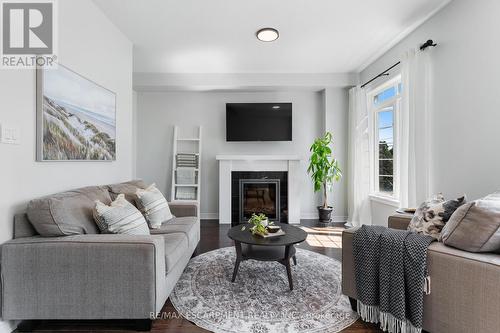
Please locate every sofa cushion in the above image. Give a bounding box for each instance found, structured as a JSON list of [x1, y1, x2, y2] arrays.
[[162, 233, 189, 273], [93, 194, 150, 235], [14, 213, 38, 238], [440, 194, 500, 253], [27, 186, 110, 236], [408, 194, 466, 239], [150, 217, 199, 248], [135, 183, 173, 229], [107, 179, 147, 204]]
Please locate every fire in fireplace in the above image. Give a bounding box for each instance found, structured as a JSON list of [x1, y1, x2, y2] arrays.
[[239, 179, 280, 222], [231, 171, 288, 226]]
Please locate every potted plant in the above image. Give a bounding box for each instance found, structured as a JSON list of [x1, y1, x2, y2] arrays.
[[242, 213, 273, 236], [307, 132, 342, 226]]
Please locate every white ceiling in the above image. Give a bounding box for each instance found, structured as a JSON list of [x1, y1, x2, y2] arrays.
[[93, 0, 450, 74]]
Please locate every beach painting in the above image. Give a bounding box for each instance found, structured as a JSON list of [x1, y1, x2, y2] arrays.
[[37, 64, 116, 161]]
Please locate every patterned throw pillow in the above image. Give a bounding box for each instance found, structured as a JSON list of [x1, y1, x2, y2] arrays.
[[135, 183, 173, 229], [408, 194, 467, 239], [93, 194, 150, 235]]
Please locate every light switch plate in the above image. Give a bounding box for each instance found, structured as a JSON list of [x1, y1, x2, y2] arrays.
[[0, 123, 20, 145]]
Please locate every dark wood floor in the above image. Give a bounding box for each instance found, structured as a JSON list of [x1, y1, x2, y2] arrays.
[[16, 220, 381, 333]]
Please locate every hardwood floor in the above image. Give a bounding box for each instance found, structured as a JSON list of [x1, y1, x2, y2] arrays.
[[16, 220, 381, 333]]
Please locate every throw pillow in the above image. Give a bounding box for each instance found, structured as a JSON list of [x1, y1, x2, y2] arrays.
[[440, 193, 500, 253], [408, 194, 466, 239], [93, 194, 150, 235], [107, 179, 147, 205], [27, 186, 110, 236], [135, 183, 173, 229]]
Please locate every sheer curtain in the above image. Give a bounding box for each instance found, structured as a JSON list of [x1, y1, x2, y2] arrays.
[[347, 86, 372, 226], [398, 48, 432, 208]]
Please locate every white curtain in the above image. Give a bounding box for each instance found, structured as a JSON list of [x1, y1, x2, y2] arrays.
[[399, 48, 432, 207], [347, 86, 372, 226]]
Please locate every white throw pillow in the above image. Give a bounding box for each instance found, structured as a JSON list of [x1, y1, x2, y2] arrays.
[[135, 183, 173, 229], [93, 194, 150, 235]]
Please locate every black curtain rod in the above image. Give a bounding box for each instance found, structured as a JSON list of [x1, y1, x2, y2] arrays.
[[360, 62, 400, 88], [360, 39, 437, 89]]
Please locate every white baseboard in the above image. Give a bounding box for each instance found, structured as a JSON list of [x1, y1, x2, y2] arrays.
[[200, 213, 219, 220], [199, 212, 347, 223], [300, 213, 347, 222], [300, 212, 318, 219]]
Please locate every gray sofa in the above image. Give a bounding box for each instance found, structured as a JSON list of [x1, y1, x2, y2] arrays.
[[342, 214, 500, 333], [0, 181, 199, 327]]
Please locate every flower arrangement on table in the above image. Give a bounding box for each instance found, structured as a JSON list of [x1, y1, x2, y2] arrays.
[[241, 213, 280, 236]]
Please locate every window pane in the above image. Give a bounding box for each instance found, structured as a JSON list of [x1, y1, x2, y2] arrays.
[[378, 109, 394, 149], [379, 176, 394, 193], [379, 143, 393, 159], [379, 159, 393, 176], [374, 86, 396, 105], [379, 128, 393, 143], [377, 107, 395, 195], [378, 108, 393, 128]]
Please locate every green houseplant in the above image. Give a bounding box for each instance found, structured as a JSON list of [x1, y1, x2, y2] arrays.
[[307, 132, 342, 225], [242, 213, 273, 236]]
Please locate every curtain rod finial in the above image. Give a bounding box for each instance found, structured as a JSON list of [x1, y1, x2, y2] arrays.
[[420, 39, 437, 50]]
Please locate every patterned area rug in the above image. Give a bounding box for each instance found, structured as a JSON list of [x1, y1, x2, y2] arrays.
[[170, 247, 358, 333]]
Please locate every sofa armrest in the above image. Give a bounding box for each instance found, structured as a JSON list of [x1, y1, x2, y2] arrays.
[[388, 213, 413, 230], [168, 202, 198, 217], [342, 217, 411, 298], [341, 227, 359, 299], [1, 234, 166, 320]]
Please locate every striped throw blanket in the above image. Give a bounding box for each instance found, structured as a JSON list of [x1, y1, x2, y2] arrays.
[[353, 225, 434, 333]]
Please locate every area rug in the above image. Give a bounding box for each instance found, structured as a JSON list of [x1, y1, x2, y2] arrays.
[[170, 247, 358, 333]]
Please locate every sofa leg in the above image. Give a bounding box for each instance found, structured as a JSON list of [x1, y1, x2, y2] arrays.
[[133, 319, 152, 331], [17, 320, 40, 332], [348, 297, 357, 311]]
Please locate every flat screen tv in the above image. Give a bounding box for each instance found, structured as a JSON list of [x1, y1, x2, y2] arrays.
[[226, 103, 292, 141]]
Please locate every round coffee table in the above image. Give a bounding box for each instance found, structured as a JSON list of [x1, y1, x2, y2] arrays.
[[227, 223, 307, 290]]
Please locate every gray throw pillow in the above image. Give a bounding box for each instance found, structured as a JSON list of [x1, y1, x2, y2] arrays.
[[135, 183, 173, 229], [27, 186, 110, 236], [93, 194, 150, 235], [440, 193, 500, 253], [107, 179, 147, 205], [408, 194, 466, 239]]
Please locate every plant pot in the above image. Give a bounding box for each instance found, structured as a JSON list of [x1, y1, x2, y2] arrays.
[[317, 206, 333, 226]]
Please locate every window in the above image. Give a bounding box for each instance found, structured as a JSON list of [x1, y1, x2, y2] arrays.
[[369, 77, 402, 198]]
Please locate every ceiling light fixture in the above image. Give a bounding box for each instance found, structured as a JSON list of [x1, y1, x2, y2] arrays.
[[256, 28, 279, 42]]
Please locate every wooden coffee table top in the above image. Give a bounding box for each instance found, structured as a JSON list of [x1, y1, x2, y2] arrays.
[[227, 223, 307, 247]]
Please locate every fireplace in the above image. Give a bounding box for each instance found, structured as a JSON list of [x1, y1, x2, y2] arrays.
[[232, 171, 288, 225], [240, 179, 280, 222]]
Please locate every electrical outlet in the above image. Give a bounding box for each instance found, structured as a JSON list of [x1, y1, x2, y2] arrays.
[[0, 123, 20, 145]]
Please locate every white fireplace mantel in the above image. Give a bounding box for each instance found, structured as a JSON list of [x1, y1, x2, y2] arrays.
[[216, 154, 300, 161], [216, 155, 302, 224]]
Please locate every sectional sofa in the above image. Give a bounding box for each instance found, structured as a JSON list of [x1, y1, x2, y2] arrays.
[[0, 180, 199, 330], [342, 214, 500, 333]]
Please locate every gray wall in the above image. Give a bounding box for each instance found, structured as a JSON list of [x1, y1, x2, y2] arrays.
[[361, 0, 500, 225], [136, 89, 349, 220], [0, 3, 133, 330]]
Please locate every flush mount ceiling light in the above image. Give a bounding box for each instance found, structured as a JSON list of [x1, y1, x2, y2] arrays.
[[256, 28, 279, 42]]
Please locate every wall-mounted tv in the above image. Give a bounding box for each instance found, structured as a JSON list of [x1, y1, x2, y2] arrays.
[[226, 103, 292, 141]]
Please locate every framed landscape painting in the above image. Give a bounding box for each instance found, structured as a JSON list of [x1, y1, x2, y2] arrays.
[[36, 64, 116, 161]]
